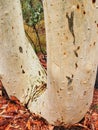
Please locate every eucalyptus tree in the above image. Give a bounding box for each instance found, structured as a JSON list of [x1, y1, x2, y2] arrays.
[[0, 0, 98, 126], [31, 0, 98, 125]]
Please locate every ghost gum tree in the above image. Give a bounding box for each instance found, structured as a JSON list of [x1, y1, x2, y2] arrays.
[[0, 0, 98, 127], [30, 0, 98, 125], [0, 0, 46, 105]]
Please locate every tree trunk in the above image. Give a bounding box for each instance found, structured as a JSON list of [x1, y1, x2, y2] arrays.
[[30, 0, 98, 125], [0, 0, 46, 105]]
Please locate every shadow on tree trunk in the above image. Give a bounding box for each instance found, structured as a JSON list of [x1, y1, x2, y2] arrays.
[[95, 69, 98, 89]]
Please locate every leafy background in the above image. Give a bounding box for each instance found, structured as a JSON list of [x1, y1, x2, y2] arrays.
[[20, 0, 46, 54]]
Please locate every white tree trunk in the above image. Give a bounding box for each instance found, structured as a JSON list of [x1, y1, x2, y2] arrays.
[[30, 0, 98, 125], [0, 0, 46, 105]]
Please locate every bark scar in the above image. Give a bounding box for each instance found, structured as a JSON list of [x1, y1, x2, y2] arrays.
[[66, 11, 75, 44], [24, 83, 47, 108], [66, 75, 73, 85]]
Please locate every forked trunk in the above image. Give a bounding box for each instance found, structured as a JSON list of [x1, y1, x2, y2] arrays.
[[30, 0, 98, 125]]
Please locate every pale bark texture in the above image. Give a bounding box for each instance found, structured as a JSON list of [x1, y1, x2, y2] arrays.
[[30, 0, 98, 125], [0, 0, 46, 105]]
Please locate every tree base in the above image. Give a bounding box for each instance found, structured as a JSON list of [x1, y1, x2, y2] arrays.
[[0, 80, 98, 130]]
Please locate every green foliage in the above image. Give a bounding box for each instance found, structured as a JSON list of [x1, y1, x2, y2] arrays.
[[20, 0, 43, 26], [20, 0, 46, 54]]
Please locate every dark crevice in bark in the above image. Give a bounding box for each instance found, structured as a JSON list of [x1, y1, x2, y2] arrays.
[[66, 11, 75, 45], [0, 80, 9, 100], [66, 75, 73, 85], [95, 68, 98, 88]]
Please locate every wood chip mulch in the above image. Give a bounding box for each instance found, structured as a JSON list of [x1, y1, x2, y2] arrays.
[[0, 80, 98, 130], [0, 81, 51, 130]]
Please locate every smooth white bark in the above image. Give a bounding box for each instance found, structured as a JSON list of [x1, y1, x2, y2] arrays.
[[31, 0, 98, 125], [0, 0, 46, 104]]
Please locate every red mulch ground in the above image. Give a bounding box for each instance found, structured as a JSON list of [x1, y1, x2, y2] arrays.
[[0, 81, 98, 130]]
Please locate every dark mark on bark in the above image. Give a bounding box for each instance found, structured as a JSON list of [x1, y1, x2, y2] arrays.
[[21, 65, 22, 68], [12, 26, 14, 30], [57, 90, 59, 93], [83, 10, 86, 15], [38, 71, 41, 76], [66, 75, 73, 85], [66, 11, 75, 44], [74, 46, 80, 57], [84, 91, 87, 96], [72, 74, 74, 78], [74, 50, 78, 57], [75, 63, 78, 68], [77, 4, 80, 9], [92, 0, 96, 3], [22, 69, 25, 74], [93, 42, 96, 45], [77, 46, 80, 50], [19, 46, 23, 53]]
